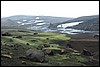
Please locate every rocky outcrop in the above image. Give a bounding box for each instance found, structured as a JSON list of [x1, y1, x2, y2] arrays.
[[26, 49, 47, 62], [1, 32, 12, 36]]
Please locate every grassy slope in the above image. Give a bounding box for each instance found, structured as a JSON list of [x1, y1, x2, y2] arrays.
[[1, 29, 92, 66]]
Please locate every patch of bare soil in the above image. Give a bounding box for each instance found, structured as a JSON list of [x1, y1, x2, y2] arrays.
[[68, 33, 99, 66]]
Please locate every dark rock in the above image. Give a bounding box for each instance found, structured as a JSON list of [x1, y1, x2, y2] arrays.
[[1, 32, 12, 36], [48, 51, 54, 55], [30, 39, 37, 42], [46, 38, 49, 40], [82, 49, 93, 56], [52, 50, 61, 55], [94, 34, 99, 39], [13, 35, 22, 38], [26, 49, 47, 62], [42, 48, 62, 55], [26, 43, 30, 45], [37, 45, 44, 50], [43, 44, 50, 47], [33, 33, 38, 35], [67, 44, 72, 48]]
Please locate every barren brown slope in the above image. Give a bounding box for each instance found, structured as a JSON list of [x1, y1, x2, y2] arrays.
[[68, 33, 99, 66], [69, 33, 99, 55]]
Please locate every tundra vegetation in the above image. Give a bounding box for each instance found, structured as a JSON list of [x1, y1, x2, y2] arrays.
[[1, 29, 98, 66]]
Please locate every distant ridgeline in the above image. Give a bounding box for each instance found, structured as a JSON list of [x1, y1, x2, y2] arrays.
[[1, 15, 99, 31], [1, 15, 72, 29]]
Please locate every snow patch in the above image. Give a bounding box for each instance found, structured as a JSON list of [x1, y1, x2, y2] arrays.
[[36, 23, 45, 25], [36, 17, 39, 19], [17, 21, 21, 24], [34, 20, 44, 23], [21, 23, 24, 25], [23, 20, 27, 21], [57, 21, 83, 28]]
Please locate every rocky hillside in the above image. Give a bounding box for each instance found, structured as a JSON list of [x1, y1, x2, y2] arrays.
[[58, 15, 99, 31], [70, 17, 99, 31]]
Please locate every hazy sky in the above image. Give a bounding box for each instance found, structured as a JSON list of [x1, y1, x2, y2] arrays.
[[1, 1, 99, 18]]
